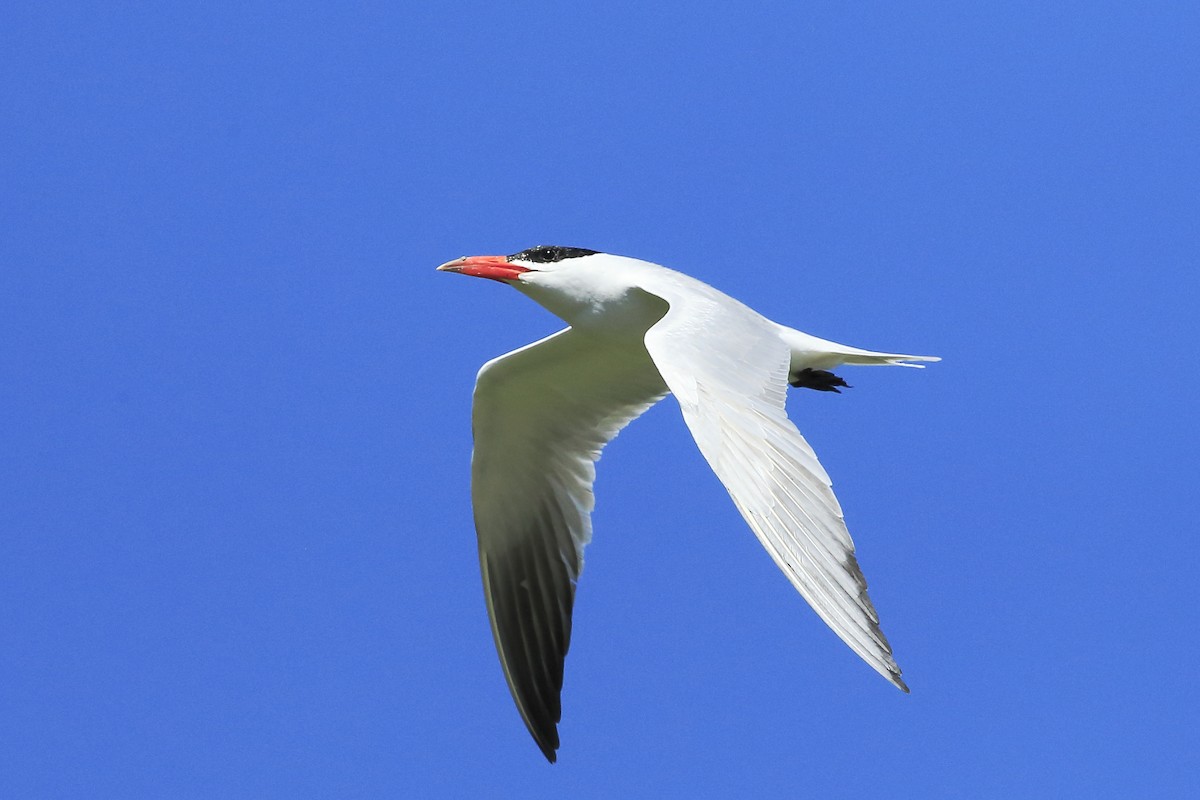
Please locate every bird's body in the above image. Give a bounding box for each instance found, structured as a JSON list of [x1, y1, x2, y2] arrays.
[[439, 246, 938, 762]]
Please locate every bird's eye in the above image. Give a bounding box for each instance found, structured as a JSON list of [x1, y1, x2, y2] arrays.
[[539, 247, 559, 262]]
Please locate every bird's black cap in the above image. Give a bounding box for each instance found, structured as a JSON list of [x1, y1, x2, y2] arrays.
[[507, 245, 599, 264]]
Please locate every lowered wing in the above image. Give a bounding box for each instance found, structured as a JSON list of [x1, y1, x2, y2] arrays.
[[470, 327, 668, 761]]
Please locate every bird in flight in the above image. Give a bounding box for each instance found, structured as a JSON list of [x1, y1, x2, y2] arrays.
[[438, 245, 939, 762]]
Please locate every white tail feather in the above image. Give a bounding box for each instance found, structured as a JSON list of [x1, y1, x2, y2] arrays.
[[777, 325, 941, 372]]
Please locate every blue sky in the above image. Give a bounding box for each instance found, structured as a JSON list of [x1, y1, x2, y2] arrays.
[[2, 1, 1197, 796]]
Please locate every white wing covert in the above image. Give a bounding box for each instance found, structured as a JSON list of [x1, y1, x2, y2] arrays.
[[470, 327, 668, 761], [640, 286, 908, 690]]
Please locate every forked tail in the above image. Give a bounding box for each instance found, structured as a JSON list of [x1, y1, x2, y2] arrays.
[[777, 325, 941, 374]]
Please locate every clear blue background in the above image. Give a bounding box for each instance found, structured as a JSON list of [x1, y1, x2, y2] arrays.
[[3, 2, 1196, 797]]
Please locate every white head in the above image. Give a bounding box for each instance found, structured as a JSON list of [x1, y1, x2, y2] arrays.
[[438, 245, 661, 329]]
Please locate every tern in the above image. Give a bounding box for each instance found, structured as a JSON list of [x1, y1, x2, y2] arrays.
[[438, 245, 938, 762]]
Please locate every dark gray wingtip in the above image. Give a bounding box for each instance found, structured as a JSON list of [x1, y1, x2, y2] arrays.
[[480, 535, 574, 765], [536, 735, 559, 764]]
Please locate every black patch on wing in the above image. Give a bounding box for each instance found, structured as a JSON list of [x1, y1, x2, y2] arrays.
[[508, 245, 599, 264], [481, 497, 579, 763]]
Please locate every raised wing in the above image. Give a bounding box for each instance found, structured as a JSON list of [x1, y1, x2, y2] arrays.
[[471, 328, 668, 761], [641, 290, 908, 691]]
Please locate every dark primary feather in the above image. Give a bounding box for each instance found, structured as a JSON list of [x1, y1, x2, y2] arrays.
[[480, 502, 577, 762]]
